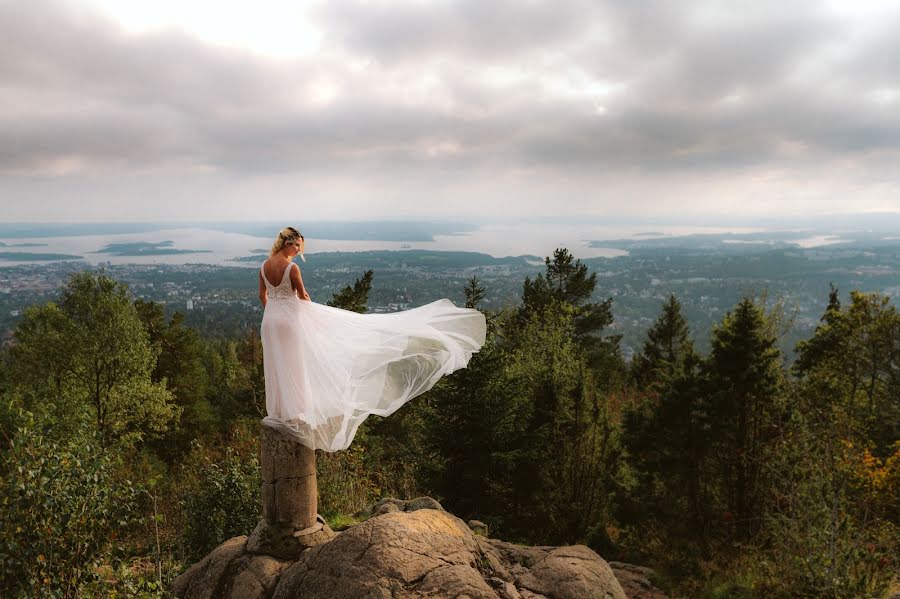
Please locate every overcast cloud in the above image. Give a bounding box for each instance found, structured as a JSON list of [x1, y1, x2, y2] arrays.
[[1, 0, 899, 222]]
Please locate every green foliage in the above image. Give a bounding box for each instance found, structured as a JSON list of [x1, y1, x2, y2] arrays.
[[2, 260, 896, 597], [317, 437, 381, 517], [421, 308, 526, 530], [743, 288, 900, 597], [418, 263, 630, 546], [9, 302, 85, 433], [463, 276, 486, 309], [508, 303, 629, 544], [11, 272, 179, 445], [520, 248, 622, 375], [750, 411, 899, 598], [81, 560, 168, 598], [704, 297, 785, 542], [794, 288, 900, 456], [204, 334, 265, 422], [631, 294, 696, 391], [0, 416, 143, 597], [136, 300, 219, 460], [327, 269, 374, 313], [178, 442, 260, 560], [621, 295, 708, 559]]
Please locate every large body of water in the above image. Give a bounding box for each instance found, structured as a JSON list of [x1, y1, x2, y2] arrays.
[[0, 222, 831, 266]]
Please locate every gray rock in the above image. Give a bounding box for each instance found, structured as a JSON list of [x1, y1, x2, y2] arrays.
[[218, 553, 291, 599], [171, 536, 246, 599], [515, 545, 628, 599], [375, 501, 401, 516], [468, 519, 490, 537], [272, 509, 483, 599], [418, 564, 498, 598], [487, 576, 522, 599], [364, 496, 405, 517], [363, 495, 446, 517], [608, 561, 668, 599], [404, 495, 445, 512]]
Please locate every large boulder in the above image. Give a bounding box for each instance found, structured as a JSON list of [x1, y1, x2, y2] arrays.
[[173, 504, 661, 599], [172, 498, 665, 599]]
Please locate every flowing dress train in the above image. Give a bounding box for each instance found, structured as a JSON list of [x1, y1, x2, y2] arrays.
[[260, 261, 486, 451]]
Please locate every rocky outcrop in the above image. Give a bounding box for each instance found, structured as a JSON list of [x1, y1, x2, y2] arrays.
[[172, 507, 655, 599]]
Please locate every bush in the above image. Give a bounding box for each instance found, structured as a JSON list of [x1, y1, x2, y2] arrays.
[[317, 438, 379, 518], [0, 419, 143, 597], [179, 443, 260, 560]]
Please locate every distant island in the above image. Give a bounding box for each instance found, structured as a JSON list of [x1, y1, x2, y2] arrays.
[[0, 242, 48, 247], [590, 230, 900, 252], [96, 241, 212, 256]]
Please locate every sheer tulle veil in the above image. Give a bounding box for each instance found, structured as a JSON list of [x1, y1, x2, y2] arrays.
[[260, 258, 486, 452]]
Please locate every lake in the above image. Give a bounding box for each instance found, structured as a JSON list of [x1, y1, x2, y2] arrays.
[[0, 222, 774, 266]]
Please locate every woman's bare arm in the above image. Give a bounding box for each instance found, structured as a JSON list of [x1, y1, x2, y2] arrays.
[[258, 271, 268, 307], [290, 263, 311, 301]]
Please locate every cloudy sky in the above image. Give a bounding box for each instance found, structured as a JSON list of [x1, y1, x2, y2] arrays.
[[1, 0, 899, 223]]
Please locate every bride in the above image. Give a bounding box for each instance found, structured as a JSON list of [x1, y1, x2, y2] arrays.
[[258, 227, 486, 451]]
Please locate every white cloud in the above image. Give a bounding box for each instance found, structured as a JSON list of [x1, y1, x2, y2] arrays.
[[1, 0, 899, 221]]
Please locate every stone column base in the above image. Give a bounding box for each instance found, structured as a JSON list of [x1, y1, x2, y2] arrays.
[[246, 514, 336, 559]]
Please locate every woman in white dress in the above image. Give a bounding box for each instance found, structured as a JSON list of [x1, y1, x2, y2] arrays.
[[259, 227, 486, 452]]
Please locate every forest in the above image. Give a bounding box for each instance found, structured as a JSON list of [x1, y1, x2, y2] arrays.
[[0, 248, 897, 598]]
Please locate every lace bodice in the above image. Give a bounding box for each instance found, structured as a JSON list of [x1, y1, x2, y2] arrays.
[[261, 262, 297, 301]]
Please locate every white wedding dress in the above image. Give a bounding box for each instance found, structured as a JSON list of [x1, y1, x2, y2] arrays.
[[260, 261, 486, 451]]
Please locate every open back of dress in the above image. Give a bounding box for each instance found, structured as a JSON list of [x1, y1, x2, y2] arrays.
[[260, 261, 486, 451]]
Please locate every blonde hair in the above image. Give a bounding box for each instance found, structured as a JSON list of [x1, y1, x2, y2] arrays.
[[270, 226, 306, 261]]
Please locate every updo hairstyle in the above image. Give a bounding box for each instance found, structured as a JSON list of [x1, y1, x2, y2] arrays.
[[270, 226, 306, 261]]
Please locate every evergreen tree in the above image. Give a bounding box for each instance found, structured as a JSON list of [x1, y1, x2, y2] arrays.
[[621, 296, 708, 556], [794, 289, 900, 455], [505, 302, 626, 544], [704, 297, 783, 542], [135, 300, 217, 459], [421, 307, 523, 527], [328, 270, 374, 313], [463, 276, 486, 309], [520, 248, 620, 374], [631, 294, 696, 391]]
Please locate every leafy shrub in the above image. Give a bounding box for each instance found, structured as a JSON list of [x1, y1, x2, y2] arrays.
[[179, 443, 260, 560], [0, 419, 143, 597]]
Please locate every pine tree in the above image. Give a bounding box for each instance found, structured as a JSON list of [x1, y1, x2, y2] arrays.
[[327, 270, 374, 313], [704, 297, 783, 541], [135, 299, 217, 459], [631, 294, 695, 391], [463, 276, 486, 309], [520, 248, 620, 374], [621, 295, 708, 554], [794, 288, 900, 456]]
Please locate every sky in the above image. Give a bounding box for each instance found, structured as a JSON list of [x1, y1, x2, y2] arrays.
[[1, 0, 899, 223]]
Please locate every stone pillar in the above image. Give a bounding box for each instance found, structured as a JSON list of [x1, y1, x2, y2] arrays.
[[246, 421, 335, 558], [260, 423, 317, 529]]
